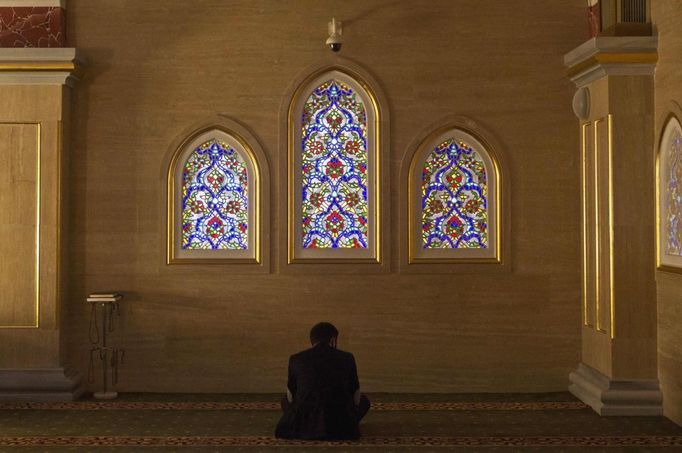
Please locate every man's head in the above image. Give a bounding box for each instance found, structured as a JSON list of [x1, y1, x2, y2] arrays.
[[310, 322, 339, 347]]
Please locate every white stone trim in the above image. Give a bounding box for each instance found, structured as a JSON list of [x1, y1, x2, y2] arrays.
[[564, 36, 658, 68], [0, 0, 65, 7], [569, 363, 663, 416], [569, 62, 656, 87], [0, 72, 78, 86], [563, 36, 658, 87], [0, 48, 82, 86], [0, 48, 79, 62]]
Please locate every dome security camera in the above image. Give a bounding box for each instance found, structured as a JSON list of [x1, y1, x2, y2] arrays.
[[327, 39, 342, 52], [326, 18, 343, 52]]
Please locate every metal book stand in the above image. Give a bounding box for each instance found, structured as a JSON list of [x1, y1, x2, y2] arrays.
[[87, 293, 125, 399]]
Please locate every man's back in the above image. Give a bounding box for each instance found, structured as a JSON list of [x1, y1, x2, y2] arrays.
[[275, 343, 360, 440]]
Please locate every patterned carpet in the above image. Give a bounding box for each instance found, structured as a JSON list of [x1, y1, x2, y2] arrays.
[[1, 393, 681, 451]]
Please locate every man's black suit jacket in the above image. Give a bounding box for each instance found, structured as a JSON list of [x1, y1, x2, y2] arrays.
[[275, 343, 361, 440]]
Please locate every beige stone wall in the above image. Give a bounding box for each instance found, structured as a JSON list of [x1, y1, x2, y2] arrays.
[[65, 0, 585, 392], [652, 0, 682, 427]]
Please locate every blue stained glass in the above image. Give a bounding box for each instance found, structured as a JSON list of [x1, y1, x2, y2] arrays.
[[421, 138, 488, 249], [667, 130, 682, 256], [301, 80, 368, 249], [182, 139, 248, 250]]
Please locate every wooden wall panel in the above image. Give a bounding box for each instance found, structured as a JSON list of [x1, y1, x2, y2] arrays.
[[608, 75, 656, 380], [0, 85, 66, 371], [0, 123, 39, 328], [64, 0, 587, 393]]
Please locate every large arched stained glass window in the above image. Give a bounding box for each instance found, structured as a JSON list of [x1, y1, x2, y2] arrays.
[[658, 115, 682, 271], [409, 127, 499, 263], [302, 80, 368, 249], [289, 70, 379, 262], [169, 128, 261, 263]]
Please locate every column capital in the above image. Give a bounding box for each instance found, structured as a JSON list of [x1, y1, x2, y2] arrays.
[[564, 36, 658, 87], [0, 48, 83, 87]]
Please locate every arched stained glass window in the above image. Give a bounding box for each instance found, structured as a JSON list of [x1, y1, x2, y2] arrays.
[[658, 115, 682, 271], [409, 127, 499, 263], [289, 70, 379, 262], [169, 128, 261, 263]]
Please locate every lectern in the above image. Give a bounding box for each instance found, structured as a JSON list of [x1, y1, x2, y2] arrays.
[[87, 293, 124, 399]]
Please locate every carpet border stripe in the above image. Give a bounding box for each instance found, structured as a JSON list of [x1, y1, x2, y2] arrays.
[[0, 401, 588, 411], [0, 435, 681, 447]]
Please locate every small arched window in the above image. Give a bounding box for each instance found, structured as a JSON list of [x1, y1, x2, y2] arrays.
[[409, 127, 500, 263], [658, 115, 682, 271], [168, 128, 261, 263], [289, 69, 380, 262]]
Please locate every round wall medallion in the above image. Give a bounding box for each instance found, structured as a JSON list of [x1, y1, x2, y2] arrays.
[[572, 87, 590, 120]]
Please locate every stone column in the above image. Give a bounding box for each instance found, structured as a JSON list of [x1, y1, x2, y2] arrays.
[[564, 36, 661, 415], [0, 47, 83, 401]]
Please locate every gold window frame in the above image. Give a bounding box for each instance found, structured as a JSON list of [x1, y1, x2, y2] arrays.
[[167, 127, 262, 264], [656, 113, 682, 273], [408, 126, 501, 264], [287, 68, 381, 263]]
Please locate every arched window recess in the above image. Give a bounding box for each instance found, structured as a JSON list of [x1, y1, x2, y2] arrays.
[[167, 122, 267, 264], [408, 124, 502, 264], [657, 113, 682, 273], [288, 68, 382, 263]]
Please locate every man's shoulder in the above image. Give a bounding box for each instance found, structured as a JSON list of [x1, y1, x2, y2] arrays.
[[333, 348, 355, 361], [290, 347, 355, 362], [289, 347, 316, 361], [289, 349, 307, 362]]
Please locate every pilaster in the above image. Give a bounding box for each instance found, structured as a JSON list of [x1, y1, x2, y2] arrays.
[[565, 36, 661, 415], [0, 47, 83, 401]]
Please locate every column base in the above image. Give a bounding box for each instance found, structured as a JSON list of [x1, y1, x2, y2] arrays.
[[0, 368, 84, 402], [569, 363, 663, 415], [93, 391, 118, 400]]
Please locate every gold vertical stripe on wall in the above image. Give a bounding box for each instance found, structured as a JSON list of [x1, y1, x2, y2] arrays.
[[35, 123, 41, 328], [581, 122, 593, 328], [55, 121, 62, 326], [607, 114, 615, 339], [593, 118, 604, 333], [591, 116, 614, 337], [0, 122, 41, 328]]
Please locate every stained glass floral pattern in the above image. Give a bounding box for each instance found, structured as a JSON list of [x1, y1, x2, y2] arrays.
[[667, 130, 682, 256], [301, 80, 368, 249], [421, 139, 487, 249], [182, 139, 248, 250]]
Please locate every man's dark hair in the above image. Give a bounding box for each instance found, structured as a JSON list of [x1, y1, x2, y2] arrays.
[[310, 322, 339, 345]]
